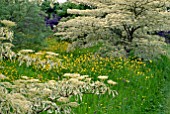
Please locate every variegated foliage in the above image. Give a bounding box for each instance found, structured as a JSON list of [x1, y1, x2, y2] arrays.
[[0, 20, 16, 60]]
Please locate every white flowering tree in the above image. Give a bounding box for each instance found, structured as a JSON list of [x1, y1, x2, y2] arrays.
[[55, 0, 170, 59]]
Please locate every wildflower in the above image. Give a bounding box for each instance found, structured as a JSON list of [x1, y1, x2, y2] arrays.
[[43, 88, 52, 95], [63, 73, 72, 77], [76, 81, 85, 86], [57, 97, 69, 103], [0, 20, 16, 27], [46, 51, 59, 56], [19, 49, 34, 53], [98, 76, 108, 80], [21, 76, 29, 80], [95, 81, 104, 86], [63, 73, 80, 78], [48, 80, 56, 86], [35, 51, 44, 55], [29, 88, 37, 92], [0, 82, 12, 88], [45, 55, 54, 59], [77, 76, 86, 80], [7, 93, 32, 113], [84, 78, 91, 82], [0, 37, 6, 40], [3, 43, 14, 47], [0, 74, 7, 79], [81, 75, 89, 78], [69, 78, 79, 83], [107, 80, 117, 85], [66, 102, 79, 107], [27, 79, 39, 83]]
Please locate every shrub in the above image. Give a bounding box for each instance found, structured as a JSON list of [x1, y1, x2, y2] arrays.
[[0, 20, 16, 60]]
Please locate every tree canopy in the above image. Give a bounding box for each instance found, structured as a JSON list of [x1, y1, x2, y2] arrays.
[[55, 0, 170, 59]]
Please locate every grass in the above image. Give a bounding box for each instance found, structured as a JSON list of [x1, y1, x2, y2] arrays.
[[1, 38, 170, 114], [71, 56, 170, 114]]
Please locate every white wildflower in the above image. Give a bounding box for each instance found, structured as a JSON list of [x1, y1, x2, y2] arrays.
[[81, 75, 89, 78], [57, 97, 69, 103], [77, 76, 86, 80], [63, 73, 80, 78], [77, 81, 85, 86], [66, 102, 79, 107], [84, 78, 91, 82], [35, 51, 44, 55], [27, 79, 40, 83], [21, 76, 29, 80], [46, 51, 59, 56], [29, 88, 37, 92], [69, 78, 79, 84], [107, 80, 117, 85], [43, 88, 52, 95], [0, 74, 7, 79], [45, 55, 54, 59], [95, 81, 104, 86], [0, 20, 16, 27], [97, 76, 108, 80], [0, 37, 6, 40], [0, 82, 13, 88], [19, 49, 34, 53], [47, 80, 56, 86]]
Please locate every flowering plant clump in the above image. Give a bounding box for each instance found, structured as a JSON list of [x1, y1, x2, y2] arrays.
[[0, 73, 117, 114], [17, 50, 62, 70], [0, 20, 16, 60]]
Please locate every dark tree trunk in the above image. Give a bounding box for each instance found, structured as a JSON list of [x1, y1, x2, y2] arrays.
[[123, 25, 141, 42]]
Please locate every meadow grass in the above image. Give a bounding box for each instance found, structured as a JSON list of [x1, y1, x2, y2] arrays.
[[0, 39, 170, 114]]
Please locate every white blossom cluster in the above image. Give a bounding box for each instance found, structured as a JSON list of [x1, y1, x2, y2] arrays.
[[132, 35, 167, 60], [0, 73, 118, 114], [17, 50, 62, 70], [0, 20, 16, 60], [56, 0, 170, 59]]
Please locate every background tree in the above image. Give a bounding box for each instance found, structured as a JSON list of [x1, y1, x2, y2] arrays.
[[55, 0, 170, 59], [0, 0, 52, 51]]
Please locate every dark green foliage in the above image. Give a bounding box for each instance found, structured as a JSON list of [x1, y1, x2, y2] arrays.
[[41, 1, 93, 18], [0, 0, 52, 51]]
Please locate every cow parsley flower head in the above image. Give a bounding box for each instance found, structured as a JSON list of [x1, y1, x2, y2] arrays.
[[107, 80, 117, 86], [46, 52, 59, 56], [0, 20, 16, 27], [66, 102, 79, 107], [63, 73, 80, 78], [97, 76, 108, 80], [57, 97, 69, 103], [19, 49, 34, 53], [0, 74, 7, 80]]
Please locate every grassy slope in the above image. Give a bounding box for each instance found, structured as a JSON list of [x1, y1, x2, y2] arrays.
[[163, 45, 170, 114], [1, 38, 170, 114], [165, 82, 170, 114]]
